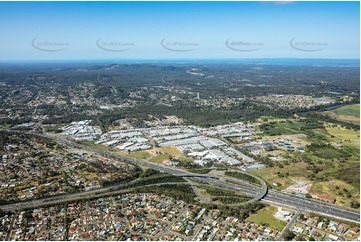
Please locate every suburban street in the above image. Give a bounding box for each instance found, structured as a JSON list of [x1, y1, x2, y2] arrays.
[[276, 209, 303, 240]]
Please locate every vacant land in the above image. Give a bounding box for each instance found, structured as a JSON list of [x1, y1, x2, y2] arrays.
[[251, 163, 313, 190], [324, 104, 360, 125], [253, 119, 360, 207], [334, 104, 360, 117], [259, 120, 323, 136], [125, 150, 151, 159], [149, 154, 171, 163], [156, 146, 182, 156], [118, 146, 185, 164], [199, 186, 251, 205], [253, 155, 360, 206], [246, 206, 287, 231], [325, 125, 360, 146], [311, 179, 359, 206]]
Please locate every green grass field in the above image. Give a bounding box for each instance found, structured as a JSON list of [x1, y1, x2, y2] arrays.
[[251, 162, 312, 190], [325, 125, 360, 147], [246, 206, 287, 231], [324, 104, 360, 125], [126, 150, 151, 160], [187, 168, 211, 174], [334, 104, 360, 117], [306, 143, 349, 160], [260, 121, 323, 136], [149, 154, 170, 163], [156, 146, 182, 156]]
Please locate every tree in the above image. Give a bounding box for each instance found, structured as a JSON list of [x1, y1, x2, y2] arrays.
[[350, 201, 360, 209], [0, 209, 5, 217], [283, 229, 296, 241]]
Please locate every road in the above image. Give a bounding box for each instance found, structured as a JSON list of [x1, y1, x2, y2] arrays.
[[276, 209, 303, 240], [1, 130, 360, 223], [5, 211, 17, 241], [153, 206, 187, 240], [192, 177, 360, 222], [0, 182, 193, 212], [186, 179, 211, 203], [263, 191, 359, 223]]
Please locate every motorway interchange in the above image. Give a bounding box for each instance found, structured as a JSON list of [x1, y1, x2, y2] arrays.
[[1, 130, 360, 224]]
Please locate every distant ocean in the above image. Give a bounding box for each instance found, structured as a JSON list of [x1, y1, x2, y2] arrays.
[[153, 58, 361, 67], [224, 58, 360, 67], [1, 58, 360, 67], [104, 58, 361, 67]]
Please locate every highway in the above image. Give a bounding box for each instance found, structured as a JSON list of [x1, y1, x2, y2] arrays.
[[264, 191, 360, 223], [0, 181, 247, 212], [192, 177, 360, 223], [1, 130, 360, 223]]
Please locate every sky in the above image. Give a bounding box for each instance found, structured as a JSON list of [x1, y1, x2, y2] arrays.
[[0, 1, 359, 61]]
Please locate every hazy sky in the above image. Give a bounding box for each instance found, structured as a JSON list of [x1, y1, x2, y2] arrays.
[[0, 1, 359, 61]]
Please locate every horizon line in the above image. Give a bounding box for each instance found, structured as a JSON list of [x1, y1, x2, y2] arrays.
[[0, 57, 360, 63]]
